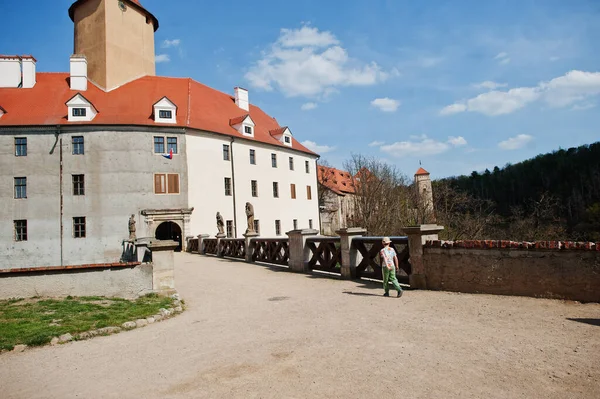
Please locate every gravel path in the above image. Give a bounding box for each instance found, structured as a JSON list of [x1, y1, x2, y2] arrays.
[[1, 253, 599, 399]]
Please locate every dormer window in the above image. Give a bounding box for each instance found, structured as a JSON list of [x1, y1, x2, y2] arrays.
[[153, 97, 177, 124], [284, 136, 291, 144], [269, 127, 293, 147], [66, 93, 97, 122], [244, 126, 253, 135], [229, 114, 256, 138], [0, 106, 6, 119]]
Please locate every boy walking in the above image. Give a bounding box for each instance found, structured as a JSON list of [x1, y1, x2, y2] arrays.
[[380, 237, 403, 298]]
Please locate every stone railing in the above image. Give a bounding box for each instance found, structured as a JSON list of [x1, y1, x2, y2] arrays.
[[251, 238, 290, 266], [306, 237, 342, 274], [352, 236, 409, 281], [220, 238, 246, 260], [203, 238, 218, 255]]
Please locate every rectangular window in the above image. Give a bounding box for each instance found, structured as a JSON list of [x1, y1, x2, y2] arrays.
[[73, 174, 85, 196], [275, 220, 281, 235], [251, 180, 258, 197], [72, 136, 84, 155], [224, 177, 232, 196], [305, 160, 310, 174], [73, 217, 86, 238], [244, 126, 253, 135], [309, 219, 313, 229], [167, 137, 178, 154], [15, 137, 27, 156], [249, 149, 256, 165], [14, 177, 26, 199], [223, 144, 230, 161], [14, 220, 27, 241], [307, 185, 312, 200], [72, 108, 86, 117], [271, 153, 277, 168], [289, 157, 294, 170], [159, 110, 172, 119], [290, 183, 296, 199], [154, 137, 165, 153], [254, 220, 260, 235], [293, 219, 298, 230], [273, 182, 279, 198], [284, 136, 291, 144], [226, 220, 233, 238], [154, 174, 180, 194]]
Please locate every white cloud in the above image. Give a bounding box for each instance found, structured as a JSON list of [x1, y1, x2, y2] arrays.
[[301, 140, 336, 154], [571, 102, 596, 111], [448, 136, 468, 146], [498, 134, 533, 150], [155, 54, 170, 63], [473, 81, 508, 90], [245, 26, 393, 98], [441, 70, 600, 116], [368, 141, 385, 147], [370, 97, 400, 112], [494, 52, 510, 65], [162, 39, 181, 48], [380, 135, 466, 157], [301, 102, 318, 111]]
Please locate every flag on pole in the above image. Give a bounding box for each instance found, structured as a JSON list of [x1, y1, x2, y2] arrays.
[[162, 148, 173, 160]]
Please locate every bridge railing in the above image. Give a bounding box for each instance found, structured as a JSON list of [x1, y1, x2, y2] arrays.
[[251, 238, 290, 266], [306, 236, 342, 275], [352, 236, 410, 281]]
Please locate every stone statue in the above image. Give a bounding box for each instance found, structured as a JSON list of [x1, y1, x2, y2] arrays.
[[216, 212, 225, 235], [128, 214, 136, 240], [245, 202, 255, 234]]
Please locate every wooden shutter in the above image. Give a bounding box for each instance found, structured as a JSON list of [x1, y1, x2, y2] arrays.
[[291, 184, 296, 199], [307, 185, 312, 200], [168, 174, 179, 194], [154, 174, 166, 194]]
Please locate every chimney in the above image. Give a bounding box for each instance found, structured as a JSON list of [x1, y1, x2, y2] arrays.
[[70, 55, 88, 91], [21, 56, 36, 88], [0, 56, 22, 88], [234, 87, 249, 111]]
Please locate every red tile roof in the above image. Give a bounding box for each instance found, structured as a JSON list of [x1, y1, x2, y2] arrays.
[[415, 167, 430, 176], [0, 73, 316, 155], [229, 114, 249, 126], [269, 127, 288, 136], [318, 165, 356, 195], [68, 0, 159, 32]]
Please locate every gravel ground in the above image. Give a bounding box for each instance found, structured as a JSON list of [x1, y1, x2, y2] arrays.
[[1, 253, 599, 399]]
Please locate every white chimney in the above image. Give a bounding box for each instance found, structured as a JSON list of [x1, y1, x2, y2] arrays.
[[0, 56, 22, 88], [21, 56, 36, 88], [70, 55, 88, 91], [234, 87, 249, 111]]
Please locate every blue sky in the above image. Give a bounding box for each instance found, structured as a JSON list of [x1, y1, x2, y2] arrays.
[[2, 0, 600, 178]]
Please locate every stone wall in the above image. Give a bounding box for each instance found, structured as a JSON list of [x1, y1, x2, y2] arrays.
[[423, 240, 600, 302]]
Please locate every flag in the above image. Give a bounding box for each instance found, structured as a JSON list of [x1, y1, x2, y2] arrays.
[[162, 148, 173, 160]]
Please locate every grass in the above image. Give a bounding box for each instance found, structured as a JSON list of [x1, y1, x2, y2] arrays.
[[0, 293, 176, 351]]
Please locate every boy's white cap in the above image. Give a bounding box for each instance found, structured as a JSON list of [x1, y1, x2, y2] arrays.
[[382, 237, 391, 243]]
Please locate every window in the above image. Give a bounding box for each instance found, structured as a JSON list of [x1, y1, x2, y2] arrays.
[[307, 185, 312, 200], [273, 182, 279, 198], [309, 219, 313, 229], [73, 174, 85, 196], [72, 136, 84, 155], [167, 137, 178, 154], [224, 177, 232, 196], [226, 220, 233, 238], [223, 144, 230, 161], [305, 160, 310, 174], [159, 110, 172, 119], [249, 149, 256, 165], [251, 180, 258, 197], [14, 177, 26, 199], [154, 137, 165, 153], [14, 220, 27, 241], [271, 153, 277, 168], [290, 183, 296, 199], [15, 138, 27, 156], [289, 157, 294, 170], [275, 220, 281, 236], [253, 220, 260, 235], [293, 219, 298, 230], [154, 174, 180, 194], [284, 136, 291, 144], [73, 217, 86, 238], [244, 126, 253, 135], [72, 108, 86, 117]]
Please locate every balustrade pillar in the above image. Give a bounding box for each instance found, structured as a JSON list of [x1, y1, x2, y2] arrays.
[[216, 233, 226, 258], [336, 227, 367, 279], [401, 224, 444, 289], [286, 229, 319, 273], [197, 234, 209, 254], [243, 232, 259, 262]]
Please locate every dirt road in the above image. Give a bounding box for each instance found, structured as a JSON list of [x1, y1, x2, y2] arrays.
[[1, 253, 599, 398]]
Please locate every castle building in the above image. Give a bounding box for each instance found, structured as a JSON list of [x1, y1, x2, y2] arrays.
[[0, 0, 320, 269]]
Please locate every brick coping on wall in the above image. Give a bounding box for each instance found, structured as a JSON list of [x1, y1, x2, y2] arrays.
[[425, 240, 599, 251], [0, 262, 142, 274]]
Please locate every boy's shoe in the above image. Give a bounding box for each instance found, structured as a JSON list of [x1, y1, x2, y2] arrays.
[[383, 292, 390, 297], [397, 291, 403, 298]]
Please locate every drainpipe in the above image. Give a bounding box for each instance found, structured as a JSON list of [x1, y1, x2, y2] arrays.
[[57, 126, 64, 266], [230, 137, 238, 237], [315, 156, 321, 234]]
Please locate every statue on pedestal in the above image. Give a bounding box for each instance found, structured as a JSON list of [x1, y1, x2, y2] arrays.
[[216, 212, 225, 235], [245, 202, 255, 234], [128, 214, 136, 240]]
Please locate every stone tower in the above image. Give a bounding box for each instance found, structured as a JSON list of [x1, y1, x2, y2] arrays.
[[68, 0, 159, 91], [414, 167, 435, 223]]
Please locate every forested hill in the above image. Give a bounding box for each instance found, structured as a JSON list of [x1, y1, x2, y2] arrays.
[[441, 141, 600, 240]]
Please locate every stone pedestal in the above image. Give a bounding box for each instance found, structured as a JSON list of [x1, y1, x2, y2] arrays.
[[197, 234, 209, 254], [336, 227, 367, 279], [147, 240, 179, 296], [401, 224, 444, 289], [243, 232, 259, 262], [185, 236, 195, 252], [216, 233, 226, 257], [287, 229, 319, 273], [134, 239, 151, 263]]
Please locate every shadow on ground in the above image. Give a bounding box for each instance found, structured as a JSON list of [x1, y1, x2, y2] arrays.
[[567, 318, 600, 327]]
